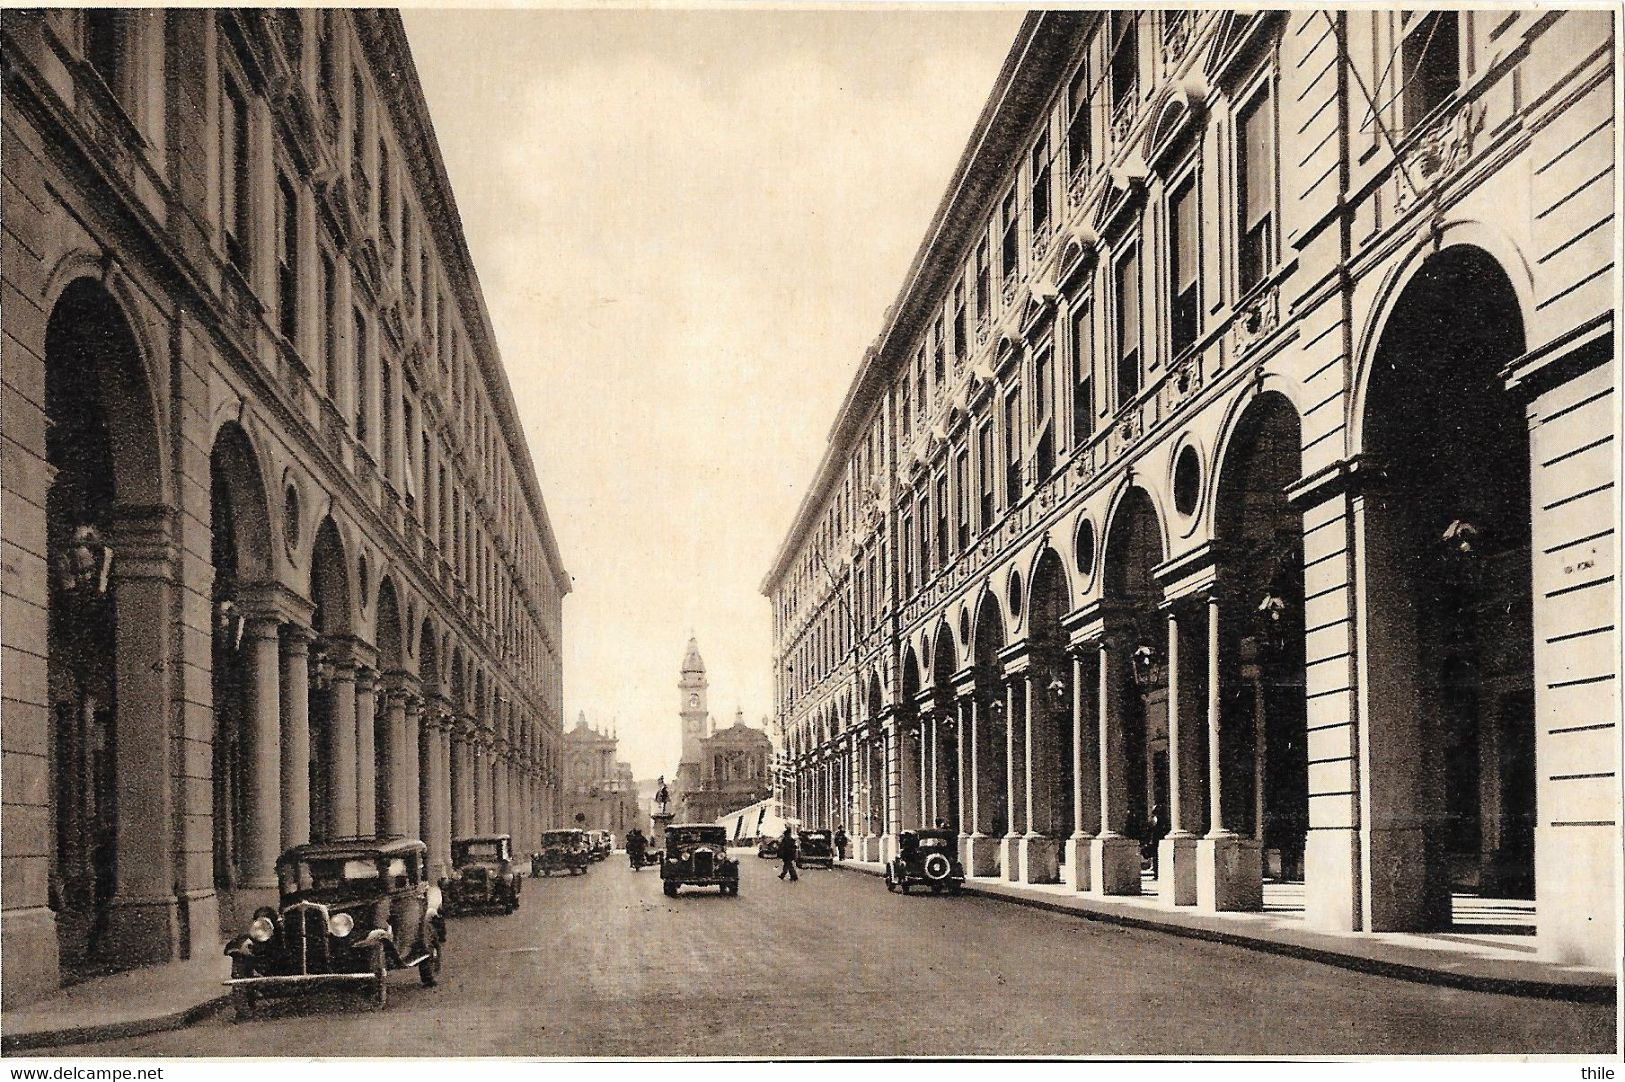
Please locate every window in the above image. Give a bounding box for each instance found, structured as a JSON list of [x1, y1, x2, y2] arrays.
[[935, 475, 949, 567], [1110, 13, 1139, 113], [1071, 302, 1094, 444], [353, 308, 369, 439], [1237, 89, 1275, 295], [901, 508, 914, 593], [917, 491, 930, 578], [977, 422, 994, 529], [953, 448, 970, 551], [1004, 387, 1023, 506], [351, 71, 367, 172], [952, 282, 967, 360], [1169, 175, 1200, 356], [276, 174, 299, 343], [974, 239, 991, 321], [321, 251, 339, 400], [899, 373, 912, 435], [1033, 342, 1055, 479], [84, 12, 123, 94], [380, 359, 394, 474], [932, 319, 945, 386], [1030, 133, 1051, 234], [1066, 64, 1091, 177], [222, 78, 251, 274], [1000, 189, 1020, 284], [379, 140, 394, 256], [1115, 245, 1141, 408], [914, 349, 927, 413], [1401, 11, 1460, 131]]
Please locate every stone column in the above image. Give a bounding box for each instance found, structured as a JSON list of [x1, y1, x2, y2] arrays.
[[438, 718, 456, 874], [955, 698, 969, 840], [355, 667, 378, 836], [327, 659, 359, 840], [401, 693, 422, 843], [1020, 669, 1060, 883], [1092, 637, 1140, 894], [899, 720, 921, 835], [378, 684, 408, 836], [450, 719, 471, 838], [1159, 604, 1201, 905], [279, 625, 314, 851], [1002, 679, 1021, 880], [1066, 645, 1097, 891], [1199, 594, 1262, 910], [922, 717, 936, 827], [494, 745, 510, 833], [240, 614, 283, 896], [965, 696, 997, 875]]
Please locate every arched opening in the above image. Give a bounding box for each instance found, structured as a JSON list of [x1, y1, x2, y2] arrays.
[[898, 645, 922, 833], [373, 578, 404, 835], [418, 621, 441, 868], [929, 623, 961, 833], [44, 279, 165, 975], [1214, 392, 1306, 899], [1025, 548, 1072, 881], [308, 517, 351, 842], [1101, 487, 1166, 884], [448, 652, 468, 838], [208, 424, 273, 911], [864, 673, 884, 841], [1359, 245, 1533, 930], [969, 590, 1008, 873]]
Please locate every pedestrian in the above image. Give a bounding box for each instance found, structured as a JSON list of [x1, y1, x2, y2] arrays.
[[833, 826, 848, 862], [626, 827, 647, 871], [1144, 802, 1169, 877], [777, 826, 799, 881]]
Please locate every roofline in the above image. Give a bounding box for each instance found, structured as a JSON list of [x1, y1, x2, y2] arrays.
[[759, 11, 1089, 595]]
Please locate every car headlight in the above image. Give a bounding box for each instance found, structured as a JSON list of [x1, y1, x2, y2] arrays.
[[248, 916, 275, 943], [327, 912, 354, 938]]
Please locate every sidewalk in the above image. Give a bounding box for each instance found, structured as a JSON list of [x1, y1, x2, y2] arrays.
[[2, 954, 230, 1052], [835, 858, 1616, 1003]]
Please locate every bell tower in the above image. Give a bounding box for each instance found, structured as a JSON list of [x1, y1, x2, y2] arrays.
[[678, 636, 708, 767]]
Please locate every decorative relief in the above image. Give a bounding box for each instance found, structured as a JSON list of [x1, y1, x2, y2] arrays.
[[974, 314, 992, 348], [1161, 12, 1195, 68], [1030, 221, 1052, 263], [1230, 285, 1279, 358], [1001, 273, 1021, 309], [1067, 167, 1091, 211], [1398, 100, 1486, 209], [1112, 93, 1140, 146]]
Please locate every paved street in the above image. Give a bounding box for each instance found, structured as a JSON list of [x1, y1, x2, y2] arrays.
[[58, 856, 1614, 1057]]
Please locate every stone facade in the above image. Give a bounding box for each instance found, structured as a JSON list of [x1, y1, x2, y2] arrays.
[[1, 10, 569, 1006], [562, 713, 639, 835], [671, 639, 773, 822], [763, 11, 1617, 968]]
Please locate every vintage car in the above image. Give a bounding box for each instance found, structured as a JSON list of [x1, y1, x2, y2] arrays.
[[756, 835, 779, 859], [884, 829, 965, 894], [660, 824, 740, 896], [441, 834, 523, 914], [224, 837, 444, 1017], [535, 828, 590, 875], [587, 830, 611, 861], [796, 829, 834, 869]]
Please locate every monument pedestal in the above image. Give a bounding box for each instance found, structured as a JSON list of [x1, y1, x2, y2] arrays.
[[650, 811, 675, 856]]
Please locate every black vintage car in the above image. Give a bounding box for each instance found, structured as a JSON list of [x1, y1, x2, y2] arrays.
[[796, 829, 834, 869], [224, 837, 444, 1017], [442, 834, 523, 914], [756, 835, 779, 859], [587, 830, 612, 862], [535, 828, 590, 875], [884, 829, 965, 895], [660, 824, 739, 897]]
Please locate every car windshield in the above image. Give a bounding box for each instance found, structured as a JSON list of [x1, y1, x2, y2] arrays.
[[803, 831, 830, 840], [542, 831, 580, 846], [456, 841, 503, 861], [281, 856, 381, 894], [669, 827, 727, 846], [917, 837, 952, 850]]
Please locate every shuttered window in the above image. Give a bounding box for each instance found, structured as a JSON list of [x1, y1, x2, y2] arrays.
[[1072, 302, 1094, 443], [1237, 89, 1274, 294], [1169, 176, 1200, 356], [1115, 246, 1141, 408]]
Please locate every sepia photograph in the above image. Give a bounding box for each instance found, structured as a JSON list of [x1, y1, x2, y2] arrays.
[[0, 1, 1619, 1066]]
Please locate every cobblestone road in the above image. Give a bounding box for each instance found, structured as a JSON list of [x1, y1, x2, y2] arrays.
[[58, 854, 1615, 1057]]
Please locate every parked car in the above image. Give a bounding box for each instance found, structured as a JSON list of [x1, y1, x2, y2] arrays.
[[224, 837, 444, 1018], [587, 830, 611, 861], [756, 835, 779, 859], [796, 829, 834, 869], [441, 834, 523, 914], [884, 829, 965, 895], [660, 824, 739, 897], [535, 828, 590, 875]]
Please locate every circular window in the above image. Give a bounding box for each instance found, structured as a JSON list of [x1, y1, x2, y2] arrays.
[[1173, 446, 1201, 517], [1074, 519, 1096, 577], [1007, 569, 1024, 622], [283, 484, 301, 547], [958, 608, 970, 647]]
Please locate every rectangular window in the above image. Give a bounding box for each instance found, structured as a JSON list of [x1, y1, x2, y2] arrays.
[[901, 509, 914, 593], [1000, 189, 1020, 284], [351, 71, 367, 172], [954, 448, 970, 551], [917, 492, 931, 577], [975, 239, 991, 321], [1033, 343, 1054, 479], [900, 373, 912, 435], [222, 79, 251, 274], [1004, 387, 1022, 506], [321, 251, 339, 400], [1030, 133, 1051, 234], [1169, 175, 1200, 356], [85, 12, 123, 94], [353, 308, 369, 440], [1110, 13, 1139, 113], [378, 140, 394, 253], [935, 475, 948, 567], [1402, 11, 1460, 131], [276, 173, 299, 343], [1067, 64, 1091, 177], [914, 349, 927, 412], [932, 319, 945, 386], [1115, 246, 1141, 408], [977, 422, 994, 530], [1237, 89, 1275, 295], [1071, 302, 1094, 444], [380, 360, 395, 473], [952, 282, 967, 361]]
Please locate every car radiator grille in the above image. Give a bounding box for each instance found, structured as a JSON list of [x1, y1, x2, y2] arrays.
[[694, 851, 714, 877], [285, 902, 331, 975]]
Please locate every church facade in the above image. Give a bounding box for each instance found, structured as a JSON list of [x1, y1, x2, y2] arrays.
[[562, 713, 639, 836], [672, 638, 774, 823]]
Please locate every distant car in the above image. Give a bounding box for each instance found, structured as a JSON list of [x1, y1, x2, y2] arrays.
[[535, 828, 590, 875], [661, 823, 739, 897], [884, 829, 965, 895], [442, 834, 523, 914], [756, 836, 779, 859], [587, 830, 611, 861], [224, 837, 444, 1018], [796, 829, 834, 869]]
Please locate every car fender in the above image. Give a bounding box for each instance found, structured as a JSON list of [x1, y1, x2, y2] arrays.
[[224, 935, 254, 958]]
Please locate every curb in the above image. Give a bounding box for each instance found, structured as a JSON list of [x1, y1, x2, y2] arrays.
[[833, 862, 1615, 1004], [2, 993, 231, 1053]]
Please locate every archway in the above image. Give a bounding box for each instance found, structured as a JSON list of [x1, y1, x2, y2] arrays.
[[898, 645, 922, 833], [1025, 548, 1072, 881], [864, 673, 885, 844], [448, 651, 469, 838], [929, 623, 960, 834], [1215, 392, 1306, 897], [373, 578, 404, 835], [308, 517, 352, 841], [967, 590, 1007, 875], [1359, 245, 1532, 930], [1101, 486, 1166, 886]]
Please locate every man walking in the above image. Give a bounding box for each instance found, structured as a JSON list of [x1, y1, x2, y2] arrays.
[[777, 826, 799, 881], [833, 826, 848, 862]]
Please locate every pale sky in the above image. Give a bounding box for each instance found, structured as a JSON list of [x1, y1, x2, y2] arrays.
[[403, 7, 1025, 779]]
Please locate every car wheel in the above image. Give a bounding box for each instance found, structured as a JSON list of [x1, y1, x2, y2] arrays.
[[884, 868, 897, 893], [662, 880, 678, 898], [370, 945, 389, 1010], [899, 876, 910, 895], [230, 956, 256, 1022], [420, 931, 442, 988]]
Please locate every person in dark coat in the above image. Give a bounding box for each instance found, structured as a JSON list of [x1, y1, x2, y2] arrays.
[[625, 828, 647, 870], [833, 827, 849, 862], [777, 826, 799, 881]]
